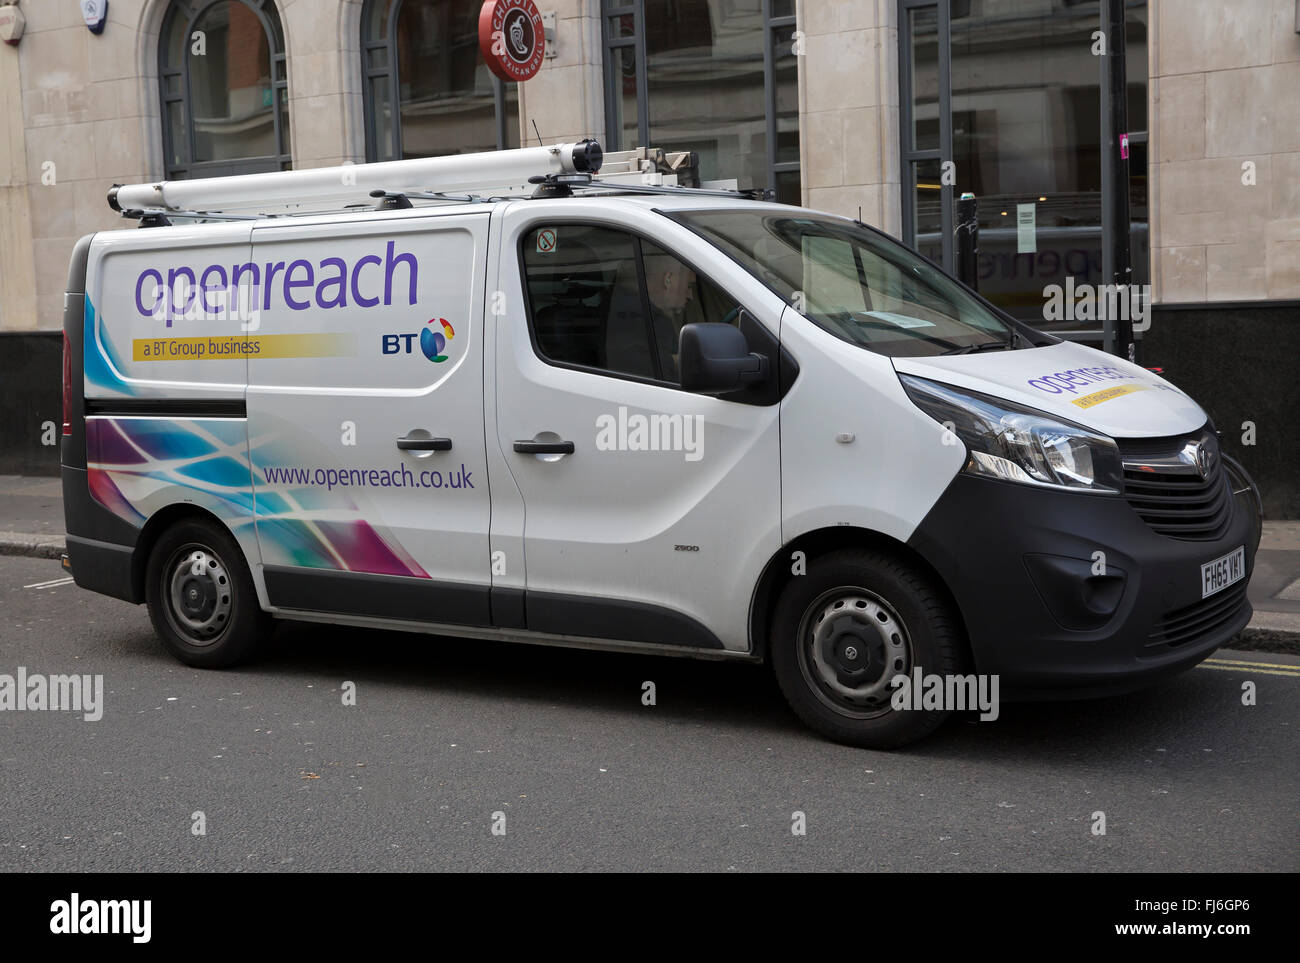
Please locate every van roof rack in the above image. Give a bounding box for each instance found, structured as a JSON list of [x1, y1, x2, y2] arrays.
[[108, 139, 772, 226], [109, 140, 603, 218]]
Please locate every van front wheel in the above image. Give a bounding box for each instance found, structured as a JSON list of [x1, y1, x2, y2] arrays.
[[145, 518, 271, 668], [770, 550, 964, 748]]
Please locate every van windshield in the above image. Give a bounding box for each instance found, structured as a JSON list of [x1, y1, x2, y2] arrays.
[[670, 210, 1020, 358]]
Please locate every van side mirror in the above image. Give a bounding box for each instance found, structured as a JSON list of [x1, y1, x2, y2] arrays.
[[679, 318, 769, 394]]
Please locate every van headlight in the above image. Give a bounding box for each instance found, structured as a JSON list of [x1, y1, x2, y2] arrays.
[[899, 375, 1123, 494]]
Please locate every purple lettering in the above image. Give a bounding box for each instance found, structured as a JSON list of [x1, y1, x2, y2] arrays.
[[316, 257, 348, 309], [135, 269, 163, 319], [167, 266, 196, 321], [352, 254, 382, 308], [200, 265, 228, 313], [384, 240, 418, 306], [263, 261, 286, 311], [136, 247, 418, 320], [284, 259, 314, 310]]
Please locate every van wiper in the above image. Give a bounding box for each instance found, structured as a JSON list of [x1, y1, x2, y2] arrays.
[[942, 340, 1010, 356]]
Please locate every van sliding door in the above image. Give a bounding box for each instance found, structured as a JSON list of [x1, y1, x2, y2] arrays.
[[245, 211, 494, 627]]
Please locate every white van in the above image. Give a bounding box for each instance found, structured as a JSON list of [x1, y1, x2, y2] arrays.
[[61, 142, 1261, 747]]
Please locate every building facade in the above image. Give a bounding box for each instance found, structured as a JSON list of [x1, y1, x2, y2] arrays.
[[0, 0, 1296, 512]]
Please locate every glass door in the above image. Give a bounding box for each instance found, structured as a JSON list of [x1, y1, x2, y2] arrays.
[[898, 0, 1149, 341], [899, 0, 951, 272]]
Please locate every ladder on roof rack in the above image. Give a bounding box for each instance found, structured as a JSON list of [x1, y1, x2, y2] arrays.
[[108, 140, 605, 218], [107, 139, 770, 225]]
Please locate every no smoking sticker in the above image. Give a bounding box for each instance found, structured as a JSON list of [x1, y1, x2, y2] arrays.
[[536, 228, 557, 254]]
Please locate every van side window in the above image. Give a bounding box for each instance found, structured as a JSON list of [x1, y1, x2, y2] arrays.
[[522, 226, 741, 385], [522, 225, 655, 380], [640, 241, 741, 382]]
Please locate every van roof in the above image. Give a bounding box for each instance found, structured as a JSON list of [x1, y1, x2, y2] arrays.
[[103, 191, 833, 235]]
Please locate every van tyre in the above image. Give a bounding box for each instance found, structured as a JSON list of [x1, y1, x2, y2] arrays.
[[770, 549, 964, 749], [145, 518, 271, 668]]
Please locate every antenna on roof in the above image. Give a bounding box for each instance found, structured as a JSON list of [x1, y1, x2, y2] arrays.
[[532, 119, 544, 147]]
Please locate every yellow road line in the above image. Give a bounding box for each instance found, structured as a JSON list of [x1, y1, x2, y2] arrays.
[[1197, 664, 1300, 678], [1204, 657, 1300, 670]]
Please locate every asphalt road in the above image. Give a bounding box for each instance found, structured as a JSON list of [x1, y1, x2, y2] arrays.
[[1, 554, 1296, 872]]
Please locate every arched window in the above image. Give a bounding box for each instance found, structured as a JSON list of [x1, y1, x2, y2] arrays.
[[362, 0, 520, 161], [159, 0, 290, 179]]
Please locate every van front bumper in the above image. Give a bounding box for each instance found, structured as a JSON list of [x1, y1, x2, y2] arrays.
[[906, 471, 1256, 698]]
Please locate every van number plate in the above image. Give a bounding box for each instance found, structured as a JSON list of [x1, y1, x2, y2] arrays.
[[1201, 546, 1245, 599]]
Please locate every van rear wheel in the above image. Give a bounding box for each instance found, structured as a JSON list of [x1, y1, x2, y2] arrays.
[[770, 549, 964, 748], [145, 518, 271, 668]]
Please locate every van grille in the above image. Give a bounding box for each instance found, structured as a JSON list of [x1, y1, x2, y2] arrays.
[[1145, 583, 1248, 649], [1118, 430, 1232, 541]]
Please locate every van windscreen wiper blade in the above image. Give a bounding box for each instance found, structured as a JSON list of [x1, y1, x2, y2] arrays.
[[941, 340, 1010, 356]]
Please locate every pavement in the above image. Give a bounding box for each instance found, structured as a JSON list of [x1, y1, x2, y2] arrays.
[[0, 475, 66, 559], [2, 472, 1297, 650]]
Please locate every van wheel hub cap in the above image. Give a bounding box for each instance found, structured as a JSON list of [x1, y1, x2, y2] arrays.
[[800, 589, 911, 714], [165, 546, 232, 645]]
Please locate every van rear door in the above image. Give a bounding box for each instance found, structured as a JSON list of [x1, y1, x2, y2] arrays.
[[246, 210, 494, 626]]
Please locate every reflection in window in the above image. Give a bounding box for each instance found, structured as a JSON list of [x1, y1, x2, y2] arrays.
[[522, 225, 654, 379], [675, 210, 1018, 359], [926, 0, 1149, 326], [521, 226, 739, 384], [159, 0, 289, 179], [362, 0, 520, 161], [604, 0, 800, 203], [640, 240, 740, 380]]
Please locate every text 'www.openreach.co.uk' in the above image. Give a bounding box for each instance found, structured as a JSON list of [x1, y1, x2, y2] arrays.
[[261, 464, 474, 492]]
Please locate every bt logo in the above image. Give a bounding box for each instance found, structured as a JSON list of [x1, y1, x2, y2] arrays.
[[382, 318, 456, 362]]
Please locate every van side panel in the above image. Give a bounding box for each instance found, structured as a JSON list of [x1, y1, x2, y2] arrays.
[[66, 226, 259, 603]]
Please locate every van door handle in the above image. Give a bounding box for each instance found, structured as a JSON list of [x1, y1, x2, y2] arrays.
[[397, 436, 453, 451], [513, 440, 575, 455]]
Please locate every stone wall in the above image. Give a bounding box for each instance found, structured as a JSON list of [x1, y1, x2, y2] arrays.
[[518, 0, 604, 146], [797, 0, 900, 232], [1150, 0, 1300, 302]]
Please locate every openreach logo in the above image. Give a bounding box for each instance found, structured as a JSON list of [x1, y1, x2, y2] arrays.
[[0, 667, 103, 721], [595, 406, 704, 462], [50, 894, 151, 943], [890, 669, 1000, 721]]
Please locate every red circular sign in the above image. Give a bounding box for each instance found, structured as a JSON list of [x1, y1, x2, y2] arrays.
[[479, 0, 545, 82]]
